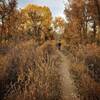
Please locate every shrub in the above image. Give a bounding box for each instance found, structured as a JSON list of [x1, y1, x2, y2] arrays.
[[68, 43, 100, 100], [0, 41, 62, 100]]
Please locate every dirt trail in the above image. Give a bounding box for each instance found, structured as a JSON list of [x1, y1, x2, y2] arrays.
[[57, 51, 79, 100]]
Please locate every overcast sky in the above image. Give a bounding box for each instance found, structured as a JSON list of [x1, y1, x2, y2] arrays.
[[18, 0, 66, 18]]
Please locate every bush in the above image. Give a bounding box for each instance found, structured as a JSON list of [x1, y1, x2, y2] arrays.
[[0, 41, 62, 100], [68, 43, 100, 100], [84, 43, 100, 82]]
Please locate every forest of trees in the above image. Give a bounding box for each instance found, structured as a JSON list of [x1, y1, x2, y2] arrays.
[[0, 0, 100, 100], [64, 0, 100, 44], [0, 0, 100, 46], [0, 0, 53, 44]]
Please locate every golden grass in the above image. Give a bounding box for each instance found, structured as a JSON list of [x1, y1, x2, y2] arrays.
[[68, 44, 100, 100], [0, 40, 62, 100]]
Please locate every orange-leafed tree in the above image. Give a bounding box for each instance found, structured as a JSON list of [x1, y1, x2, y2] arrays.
[[53, 17, 65, 34], [0, 0, 17, 40], [64, 0, 100, 44]]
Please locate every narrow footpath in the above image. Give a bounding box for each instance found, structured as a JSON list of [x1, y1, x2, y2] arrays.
[[57, 50, 79, 100]]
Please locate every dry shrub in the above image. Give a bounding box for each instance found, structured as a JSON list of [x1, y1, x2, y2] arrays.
[[84, 43, 100, 82], [69, 43, 100, 100], [70, 62, 100, 100], [0, 40, 62, 100]]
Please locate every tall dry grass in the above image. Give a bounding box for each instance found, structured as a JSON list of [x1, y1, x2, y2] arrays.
[[0, 40, 62, 100], [68, 43, 100, 100]]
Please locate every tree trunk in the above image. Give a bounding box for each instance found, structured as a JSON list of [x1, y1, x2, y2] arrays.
[[94, 0, 100, 24], [93, 20, 96, 42], [1, 17, 5, 41]]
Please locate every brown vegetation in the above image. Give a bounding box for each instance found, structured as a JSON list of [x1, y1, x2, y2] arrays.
[[0, 0, 100, 100], [0, 40, 62, 100]]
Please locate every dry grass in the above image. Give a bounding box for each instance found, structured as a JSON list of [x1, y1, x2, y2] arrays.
[[0, 40, 62, 100], [68, 43, 100, 100]]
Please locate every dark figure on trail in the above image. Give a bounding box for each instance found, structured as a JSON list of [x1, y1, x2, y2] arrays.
[[57, 42, 61, 50]]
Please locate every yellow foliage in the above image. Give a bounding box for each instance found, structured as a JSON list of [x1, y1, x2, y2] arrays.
[[21, 4, 52, 28]]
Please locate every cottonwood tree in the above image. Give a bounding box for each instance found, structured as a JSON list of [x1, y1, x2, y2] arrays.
[[0, 0, 17, 40], [21, 4, 52, 45], [64, 0, 85, 44], [64, 0, 100, 44], [53, 17, 65, 34]]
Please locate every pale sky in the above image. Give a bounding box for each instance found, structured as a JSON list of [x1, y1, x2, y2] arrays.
[[18, 0, 67, 18]]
